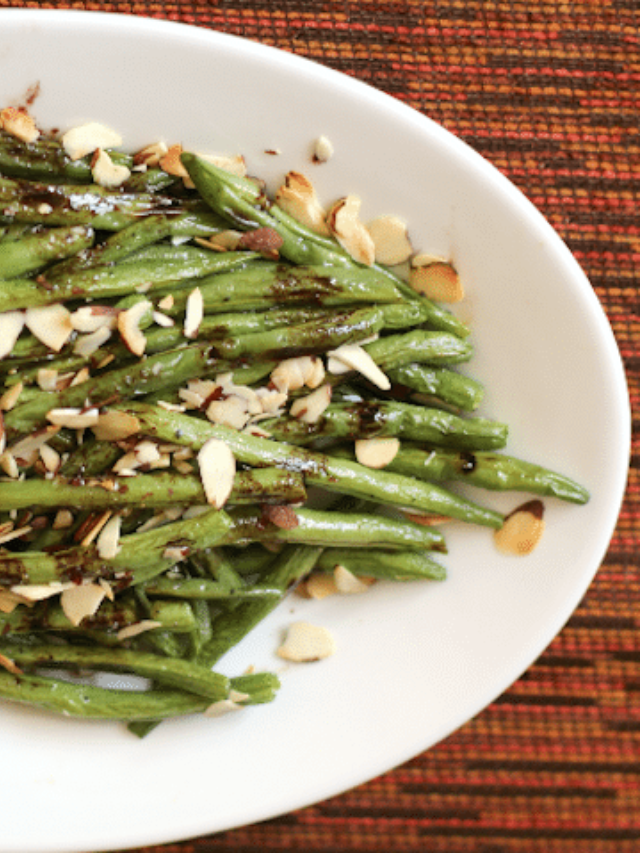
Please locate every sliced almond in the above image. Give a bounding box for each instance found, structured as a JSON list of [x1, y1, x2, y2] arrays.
[[0, 106, 39, 143], [0, 381, 23, 411], [494, 500, 545, 556], [198, 152, 247, 178], [159, 143, 189, 179], [0, 651, 22, 676], [134, 141, 169, 168], [91, 148, 131, 188], [10, 425, 60, 467], [366, 214, 413, 266], [277, 621, 336, 662], [206, 397, 250, 430], [60, 582, 107, 627], [0, 589, 28, 614], [11, 581, 73, 602], [196, 230, 244, 253], [52, 509, 74, 530], [334, 564, 371, 595], [305, 573, 338, 600], [117, 299, 151, 356], [91, 410, 141, 442], [197, 438, 236, 509], [62, 122, 123, 161], [203, 698, 245, 717], [0, 311, 25, 359], [39, 443, 61, 473], [183, 287, 204, 339], [70, 305, 118, 334], [354, 437, 400, 469], [0, 450, 19, 478], [312, 135, 334, 163], [46, 407, 99, 430], [289, 383, 332, 424], [37, 368, 59, 392], [96, 514, 122, 559], [275, 171, 330, 236], [152, 310, 174, 328], [116, 620, 162, 641], [157, 294, 174, 311], [270, 355, 325, 393], [134, 440, 161, 466], [25, 304, 73, 352], [409, 260, 464, 303], [326, 195, 375, 266], [0, 525, 32, 546], [327, 343, 390, 390]]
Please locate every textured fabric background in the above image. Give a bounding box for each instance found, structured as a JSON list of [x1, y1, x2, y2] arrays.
[[1, 2, 638, 851]]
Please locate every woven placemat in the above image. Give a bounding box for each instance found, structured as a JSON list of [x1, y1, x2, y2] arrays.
[[3, 1, 638, 851]]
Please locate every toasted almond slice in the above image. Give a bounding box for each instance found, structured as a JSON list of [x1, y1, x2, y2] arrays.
[[198, 152, 247, 178], [354, 437, 400, 469], [277, 621, 336, 662], [62, 122, 123, 161], [11, 581, 73, 602], [366, 214, 413, 266], [327, 343, 390, 390], [326, 195, 375, 266], [494, 499, 545, 556], [184, 287, 204, 339], [0, 651, 22, 676], [91, 148, 131, 188], [37, 368, 59, 392], [96, 514, 122, 559], [46, 407, 99, 429], [157, 294, 174, 311], [25, 304, 73, 352], [305, 573, 338, 600], [159, 143, 189, 178], [117, 620, 162, 641], [206, 397, 250, 430], [52, 509, 74, 530], [409, 260, 464, 303], [1, 106, 39, 143], [134, 141, 169, 167], [0, 589, 29, 613], [289, 383, 332, 423], [91, 410, 141, 441], [334, 564, 371, 595], [134, 440, 161, 466], [263, 504, 299, 530], [275, 171, 330, 236], [0, 525, 32, 546], [117, 299, 150, 356], [152, 310, 174, 328], [70, 305, 119, 333], [0, 311, 24, 361], [39, 443, 61, 473], [10, 425, 60, 467], [70, 366, 90, 387], [270, 355, 325, 393], [197, 229, 244, 252], [60, 582, 107, 627], [313, 135, 334, 163], [203, 698, 245, 717], [237, 227, 284, 259], [198, 438, 236, 509], [0, 381, 23, 411], [0, 450, 19, 479]]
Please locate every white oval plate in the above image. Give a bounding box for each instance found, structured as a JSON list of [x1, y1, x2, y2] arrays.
[[0, 10, 630, 853]]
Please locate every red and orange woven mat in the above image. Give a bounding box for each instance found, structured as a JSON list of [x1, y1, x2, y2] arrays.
[[2, 1, 638, 851]]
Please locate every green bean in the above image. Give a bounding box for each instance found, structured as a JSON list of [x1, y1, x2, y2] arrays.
[[0, 670, 212, 721], [0, 642, 230, 701], [315, 547, 447, 581], [0, 506, 233, 587], [141, 577, 281, 601], [0, 224, 94, 278], [386, 363, 485, 411], [260, 401, 508, 451], [0, 468, 307, 511], [365, 329, 473, 369], [196, 544, 323, 667], [0, 175, 184, 230], [120, 406, 504, 527], [225, 506, 447, 550], [386, 445, 590, 504]]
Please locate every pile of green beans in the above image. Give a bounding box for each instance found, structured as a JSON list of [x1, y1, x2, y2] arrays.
[[0, 127, 589, 734]]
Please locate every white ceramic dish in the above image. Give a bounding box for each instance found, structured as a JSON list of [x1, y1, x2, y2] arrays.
[[0, 10, 630, 853]]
